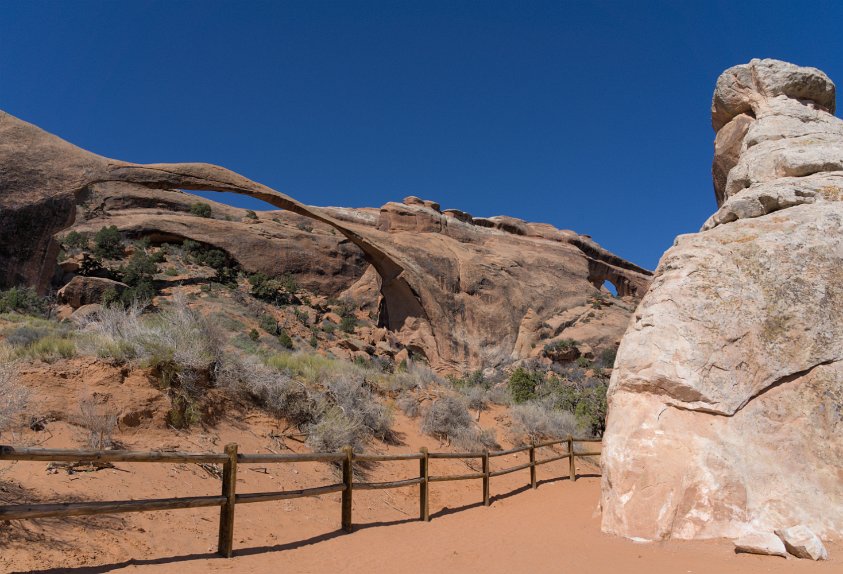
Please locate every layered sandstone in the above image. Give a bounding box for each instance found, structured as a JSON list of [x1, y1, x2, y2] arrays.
[[601, 59, 843, 543], [0, 110, 650, 371]]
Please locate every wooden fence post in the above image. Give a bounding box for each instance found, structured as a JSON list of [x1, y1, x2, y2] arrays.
[[529, 443, 536, 489], [342, 446, 353, 532], [217, 443, 238, 558], [568, 435, 576, 482], [482, 450, 490, 506], [419, 447, 429, 522]]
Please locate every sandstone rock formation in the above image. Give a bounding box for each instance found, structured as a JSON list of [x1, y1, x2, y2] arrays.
[[57, 276, 127, 309], [0, 109, 650, 370], [601, 59, 843, 544]]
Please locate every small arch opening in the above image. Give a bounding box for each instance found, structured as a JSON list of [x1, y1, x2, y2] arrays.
[[602, 279, 618, 297], [183, 190, 281, 212]]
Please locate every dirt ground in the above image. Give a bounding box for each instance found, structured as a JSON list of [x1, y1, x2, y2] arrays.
[[1, 416, 839, 574]]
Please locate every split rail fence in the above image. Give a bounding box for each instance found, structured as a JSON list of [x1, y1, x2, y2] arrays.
[[0, 436, 601, 558]]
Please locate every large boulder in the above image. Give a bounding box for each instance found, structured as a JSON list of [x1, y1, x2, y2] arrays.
[[57, 276, 128, 308], [601, 59, 843, 543]]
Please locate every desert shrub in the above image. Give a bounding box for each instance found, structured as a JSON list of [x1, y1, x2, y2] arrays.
[[101, 286, 120, 307], [76, 396, 118, 449], [511, 398, 582, 443], [309, 334, 318, 348], [422, 395, 473, 440], [248, 328, 260, 341], [182, 241, 237, 285], [248, 273, 296, 306], [293, 309, 309, 324], [598, 347, 618, 369], [62, 230, 88, 250], [421, 395, 496, 450], [0, 287, 48, 316], [93, 225, 124, 259], [326, 376, 392, 442], [508, 367, 542, 404], [245, 209, 258, 219], [543, 338, 577, 353], [266, 351, 349, 385], [576, 356, 593, 369], [448, 369, 489, 390], [278, 273, 298, 294], [339, 316, 356, 333], [6, 326, 48, 347], [190, 202, 212, 218], [164, 267, 179, 276], [4, 322, 75, 362], [25, 336, 76, 362], [218, 357, 319, 426], [78, 253, 106, 278], [406, 361, 443, 387], [79, 296, 220, 427], [463, 386, 489, 412], [119, 249, 159, 303], [259, 315, 279, 335], [0, 354, 29, 434], [573, 380, 608, 437], [305, 406, 363, 453], [397, 392, 420, 417], [277, 329, 294, 350]]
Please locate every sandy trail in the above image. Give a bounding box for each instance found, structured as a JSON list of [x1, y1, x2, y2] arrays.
[[0, 412, 839, 573], [5, 474, 840, 574]]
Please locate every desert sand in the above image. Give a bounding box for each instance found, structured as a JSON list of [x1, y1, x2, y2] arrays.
[[1, 413, 839, 574]]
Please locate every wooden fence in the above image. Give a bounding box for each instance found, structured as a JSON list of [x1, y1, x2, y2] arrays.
[[0, 436, 601, 558]]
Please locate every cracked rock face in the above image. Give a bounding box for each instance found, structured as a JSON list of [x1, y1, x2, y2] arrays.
[[601, 59, 843, 541]]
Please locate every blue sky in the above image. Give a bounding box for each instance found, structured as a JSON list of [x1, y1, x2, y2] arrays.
[[2, 1, 842, 270]]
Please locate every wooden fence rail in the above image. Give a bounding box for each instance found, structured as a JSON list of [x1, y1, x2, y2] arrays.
[[0, 435, 601, 559]]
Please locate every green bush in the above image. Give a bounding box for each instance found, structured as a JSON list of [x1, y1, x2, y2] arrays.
[[0, 287, 48, 316], [576, 356, 593, 369], [574, 381, 608, 437], [508, 367, 541, 404], [259, 315, 279, 335], [93, 226, 124, 259], [245, 210, 258, 219], [277, 329, 294, 349], [190, 202, 212, 218], [248, 273, 296, 306], [448, 369, 488, 390], [598, 347, 617, 368], [62, 230, 88, 250], [182, 240, 237, 285], [78, 253, 106, 278], [249, 328, 260, 342], [339, 315, 356, 334], [543, 338, 577, 353], [118, 249, 159, 304]]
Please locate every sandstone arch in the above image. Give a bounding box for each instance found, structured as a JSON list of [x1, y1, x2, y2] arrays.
[[1, 109, 651, 370]]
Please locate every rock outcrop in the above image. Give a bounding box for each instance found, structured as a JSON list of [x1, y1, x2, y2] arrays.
[[601, 59, 843, 544], [0, 109, 651, 371]]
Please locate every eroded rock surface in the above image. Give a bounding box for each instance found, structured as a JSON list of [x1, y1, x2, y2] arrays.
[[601, 59, 843, 543], [0, 109, 651, 371]]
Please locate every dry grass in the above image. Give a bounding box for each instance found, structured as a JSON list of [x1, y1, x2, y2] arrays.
[[510, 398, 583, 443], [421, 395, 496, 451], [0, 347, 29, 435], [75, 395, 118, 449]]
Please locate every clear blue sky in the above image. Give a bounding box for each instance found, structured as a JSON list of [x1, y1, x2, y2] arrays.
[[2, 1, 842, 270]]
